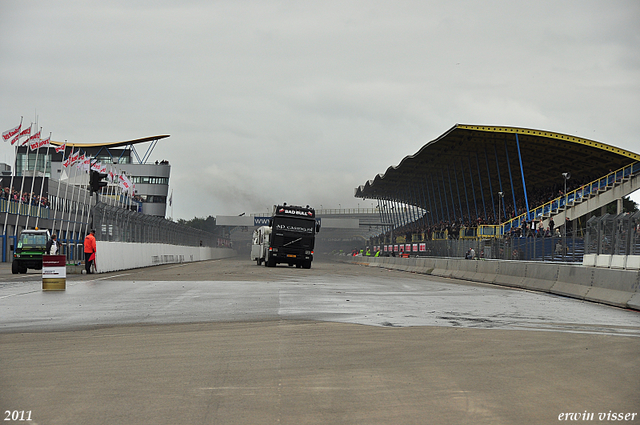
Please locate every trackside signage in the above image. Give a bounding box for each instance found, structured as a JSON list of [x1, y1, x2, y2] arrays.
[[42, 255, 66, 291], [254, 217, 322, 227]]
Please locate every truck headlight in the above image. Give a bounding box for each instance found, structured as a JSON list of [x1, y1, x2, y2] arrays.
[[305, 250, 311, 255]]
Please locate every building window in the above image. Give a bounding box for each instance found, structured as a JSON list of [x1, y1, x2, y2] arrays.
[[130, 176, 169, 185], [137, 195, 167, 203], [17, 153, 52, 177]]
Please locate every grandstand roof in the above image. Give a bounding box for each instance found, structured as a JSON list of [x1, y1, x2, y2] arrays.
[[50, 134, 170, 149], [355, 124, 639, 222]]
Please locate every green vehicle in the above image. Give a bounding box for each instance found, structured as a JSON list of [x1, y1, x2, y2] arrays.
[[12, 229, 51, 274]]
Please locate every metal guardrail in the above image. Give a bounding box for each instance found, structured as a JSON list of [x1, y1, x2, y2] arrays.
[[488, 161, 639, 237], [0, 198, 50, 219]]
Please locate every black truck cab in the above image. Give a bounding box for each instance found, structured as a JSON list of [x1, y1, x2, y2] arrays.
[[265, 204, 320, 268]]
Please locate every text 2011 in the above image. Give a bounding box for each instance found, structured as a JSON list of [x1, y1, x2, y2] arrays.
[[4, 411, 32, 421]]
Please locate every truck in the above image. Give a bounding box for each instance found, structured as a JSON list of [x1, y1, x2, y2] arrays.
[[12, 228, 51, 274], [250, 225, 271, 265], [251, 204, 320, 268]]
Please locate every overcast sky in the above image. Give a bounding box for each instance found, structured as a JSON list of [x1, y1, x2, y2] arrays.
[[1, 1, 639, 219]]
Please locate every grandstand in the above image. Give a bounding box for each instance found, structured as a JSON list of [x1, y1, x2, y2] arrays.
[[355, 124, 640, 260]]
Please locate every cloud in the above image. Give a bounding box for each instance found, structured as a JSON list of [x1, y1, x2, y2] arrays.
[[1, 0, 639, 217]]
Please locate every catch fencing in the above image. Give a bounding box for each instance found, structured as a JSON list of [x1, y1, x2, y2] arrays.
[[375, 231, 586, 262], [92, 202, 225, 248], [585, 211, 640, 256]]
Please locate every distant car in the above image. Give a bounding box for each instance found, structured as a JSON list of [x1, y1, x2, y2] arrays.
[[12, 229, 51, 274]]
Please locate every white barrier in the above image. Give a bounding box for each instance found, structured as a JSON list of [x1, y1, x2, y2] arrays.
[[342, 256, 640, 311], [94, 241, 236, 273]]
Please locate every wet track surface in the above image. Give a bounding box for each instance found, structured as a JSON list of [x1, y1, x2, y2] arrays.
[[2, 258, 639, 425], [1, 257, 639, 336]]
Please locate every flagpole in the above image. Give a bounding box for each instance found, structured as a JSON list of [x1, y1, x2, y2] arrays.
[[2, 117, 22, 245], [3, 119, 22, 235], [14, 123, 35, 236], [79, 153, 91, 245], [3, 142, 17, 236], [51, 142, 67, 233], [82, 156, 95, 238], [59, 147, 74, 240], [25, 127, 42, 230], [64, 149, 81, 257], [35, 132, 52, 229]]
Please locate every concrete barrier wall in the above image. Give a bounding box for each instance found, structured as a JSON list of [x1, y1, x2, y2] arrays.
[[583, 254, 640, 270], [94, 241, 236, 273], [344, 256, 640, 311]]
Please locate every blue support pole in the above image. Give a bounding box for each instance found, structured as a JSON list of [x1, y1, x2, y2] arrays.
[[392, 199, 402, 227], [399, 198, 408, 227], [467, 157, 479, 220], [410, 185, 419, 225], [409, 184, 420, 226], [420, 181, 430, 226], [484, 148, 496, 221], [475, 153, 487, 222], [494, 144, 506, 219], [430, 175, 443, 223], [384, 199, 392, 228], [452, 163, 464, 220], [440, 169, 451, 222], [405, 185, 416, 224], [504, 140, 518, 217], [446, 166, 457, 221], [515, 133, 531, 220], [430, 175, 440, 223], [424, 176, 435, 225], [460, 160, 471, 222], [393, 199, 401, 228], [376, 198, 383, 225], [436, 172, 449, 223]]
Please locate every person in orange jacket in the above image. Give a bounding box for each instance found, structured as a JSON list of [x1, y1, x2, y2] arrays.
[[84, 229, 97, 274]]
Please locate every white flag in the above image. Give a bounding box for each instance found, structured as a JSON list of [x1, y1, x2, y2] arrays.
[[2, 121, 21, 142]]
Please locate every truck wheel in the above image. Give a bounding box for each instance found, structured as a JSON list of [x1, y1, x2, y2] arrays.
[[266, 256, 276, 267], [256, 258, 261, 266], [302, 260, 311, 269], [11, 261, 19, 274]]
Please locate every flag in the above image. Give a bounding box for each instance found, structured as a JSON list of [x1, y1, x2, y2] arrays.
[[55, 142, 66, 153], [24, 129, 41, 146], [63, 149, 77, 168], [118, 173, 132, 193], [29, 134, 50, 151], [169, 189, 173, 207], [91, 161, 102, 172], [70, 150, 80, 165], [13, 126, 32, 145], [2, 121, 21, 142], [78, 156, 90, 173]]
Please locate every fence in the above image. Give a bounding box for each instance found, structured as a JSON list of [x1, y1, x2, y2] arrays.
[[92, 202, 226, 248], [585, 211, 640, 256], [374, 231, 585, 262]]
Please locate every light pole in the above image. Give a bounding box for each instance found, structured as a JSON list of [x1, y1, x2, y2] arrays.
[[562, 172, 571, 259], [498, 192, 504, 225]]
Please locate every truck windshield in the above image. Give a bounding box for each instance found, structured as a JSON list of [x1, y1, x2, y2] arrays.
[[19, 234, 47, 246], [273, 217, 314, 234]]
